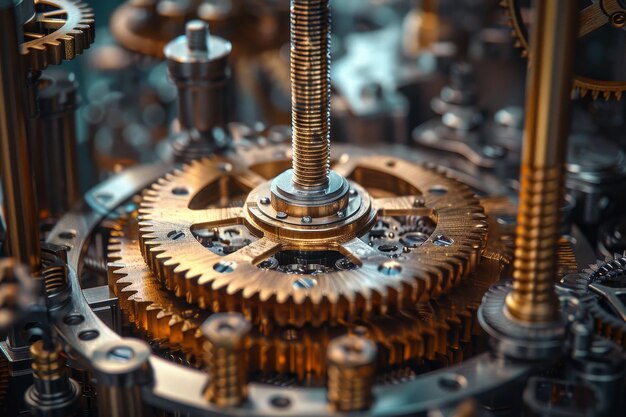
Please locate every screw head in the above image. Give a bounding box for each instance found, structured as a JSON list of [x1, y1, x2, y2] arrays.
[[349, 189, 358, 197], [327, 334, 377, 367], [301, 216, 312, 224], [433, 234, 454, 247], [260, 197, 270, 205], [611, 11, 626, 28], [201, 313, 251, 347], [337, 210, 346, 218], [276, 211, 288, 220], [413, 197, 425, 207]]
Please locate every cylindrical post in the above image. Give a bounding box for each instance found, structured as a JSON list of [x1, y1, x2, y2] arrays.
[[29, 71, 80, 220], [164, 20, 232, 161], [25, 340, 82, 417], [505, 0, 578, 323], [290, 0, 331, 189], [92, 339, 152, 417], [0, 0, 41, 271], [201, 313, 251, 407]]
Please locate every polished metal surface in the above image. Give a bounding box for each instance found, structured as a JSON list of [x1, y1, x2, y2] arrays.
[[505, 0, 578, 323], [164, 20, 232, 158], [0, 1, 40, 271]]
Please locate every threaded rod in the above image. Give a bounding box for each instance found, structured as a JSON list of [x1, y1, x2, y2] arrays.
[[505, 0, 578, 323], [290, 0, 331, 189]]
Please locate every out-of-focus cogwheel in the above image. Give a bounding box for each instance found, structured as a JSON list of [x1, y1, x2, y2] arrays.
[[137, 152, 488, 326], [502, 0, 626, 100], [560, 253, 626, 347], [21, 0, 95, 71]]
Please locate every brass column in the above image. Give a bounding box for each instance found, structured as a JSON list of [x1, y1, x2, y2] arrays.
[[290, 0, 331, 189], [0, 0, 41, 271], [505, 0, 578, 322]]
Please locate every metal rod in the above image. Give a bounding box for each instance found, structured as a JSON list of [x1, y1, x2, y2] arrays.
[[290, 0, 331, 189], [505, 0, 578, 323], [0, 0, 41, 271], [29, 72, 80, 219]]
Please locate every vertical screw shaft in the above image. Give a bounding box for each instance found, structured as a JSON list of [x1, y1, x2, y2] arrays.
[[505, 0, 578, 323], [290, 0, 331, 189], [202, 313, 251, 407], [327, 334, 377, 412], [186, 20, 209, 52]]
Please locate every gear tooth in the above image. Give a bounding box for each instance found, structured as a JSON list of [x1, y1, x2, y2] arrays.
[[603, 90, 611, 101], [591, 90, 600, 100], [520, 49, 528, 58]]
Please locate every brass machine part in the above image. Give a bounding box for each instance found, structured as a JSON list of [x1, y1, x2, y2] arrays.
[[289, 0, 331, 189], [108, 148, 522, 380], [503, 0, 626, 100], [91, 339, 153, 417], [30, 340, 66, 381], [25, 340, 82, 416], [505, 0, 578, 323], [202, 313, 251, 407], [21, 0, 95, 72], [0, 1, 41, 271], [327, 334, 377, 412], [137, 153, 488, 326]]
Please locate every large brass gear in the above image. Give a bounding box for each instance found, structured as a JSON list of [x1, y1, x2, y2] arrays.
[[109, 188, 516, 380], [137, 152, 488, 327], [21, 0, 95, 71], [502, 0, 626, 100]]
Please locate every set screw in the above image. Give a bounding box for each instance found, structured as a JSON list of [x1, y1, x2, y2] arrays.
[[327, 334, 377, 411], [202, 313, 251, 407]]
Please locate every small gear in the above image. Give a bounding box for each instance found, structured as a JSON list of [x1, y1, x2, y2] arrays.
[[502, 0, 626, 100], [559, 253, 626, 347], [138, 153, 488, 326], [21, 0, 95, 71]]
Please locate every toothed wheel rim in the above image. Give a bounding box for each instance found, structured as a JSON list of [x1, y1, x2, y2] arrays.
[[502, 0, 626, 100], [108, 193, 515, 379], [137, 152, 488, 327], [21, 0, 95, 71]]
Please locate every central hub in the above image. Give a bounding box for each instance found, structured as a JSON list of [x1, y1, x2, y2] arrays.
[[246, 178, 375, 246], [270, 169, 351, 218]]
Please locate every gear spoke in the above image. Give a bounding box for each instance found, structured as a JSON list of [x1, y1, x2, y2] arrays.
[[39, 17, 67, 28], [579, 3, 608, 38], [373, 196, 434, 218], [24, 32, 45, 39], [180, 207, 244, 228], [227, 238, 281, 264], [236, 169, 269, 190], [340, 238, 383, 265], [42, 9, 68, 17]]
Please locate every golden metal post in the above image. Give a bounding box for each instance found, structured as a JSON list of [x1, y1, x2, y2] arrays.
[[505, 0, 578, 322]]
